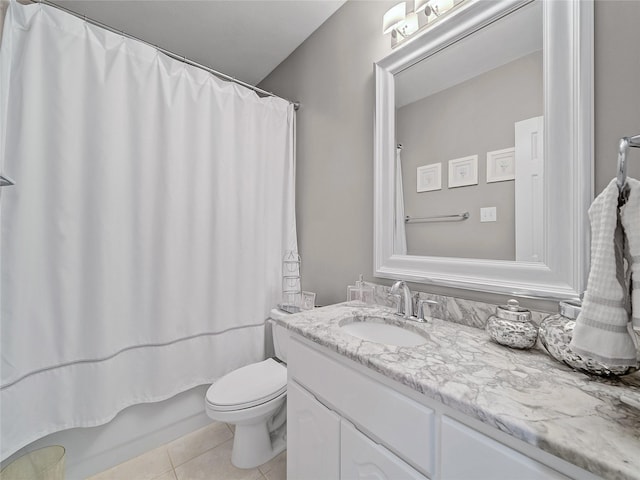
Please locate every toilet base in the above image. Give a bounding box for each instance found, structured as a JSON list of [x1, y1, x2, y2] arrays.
[[231, 420, 286, 469]]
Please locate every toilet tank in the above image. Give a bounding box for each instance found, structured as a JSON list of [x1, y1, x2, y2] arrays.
[[268, 309, 292, 364]]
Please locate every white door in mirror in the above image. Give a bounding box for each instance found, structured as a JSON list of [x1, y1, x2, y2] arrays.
[[515, 115, 545, 262]]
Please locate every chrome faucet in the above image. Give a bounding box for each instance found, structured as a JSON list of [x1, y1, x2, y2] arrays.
[[390, 280, 414, 319]]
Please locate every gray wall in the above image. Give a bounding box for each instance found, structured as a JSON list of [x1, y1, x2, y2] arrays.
[[259, 0, 395, 306], [259, 0, 640, 312], [594, 1, 640, 194], [398, 52, 543, 259]]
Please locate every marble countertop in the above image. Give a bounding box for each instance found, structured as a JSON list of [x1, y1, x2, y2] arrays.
[[273, 302, 640, 480]]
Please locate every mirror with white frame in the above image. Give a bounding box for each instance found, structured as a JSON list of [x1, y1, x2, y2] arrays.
[[374, 0, 593, 299]]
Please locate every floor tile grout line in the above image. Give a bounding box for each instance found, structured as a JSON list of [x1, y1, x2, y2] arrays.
[[172, 443, 217, 471], [173, 437, 237, 474], [91, 422, 287, 480], [147, 449, 174, 480], [167, 423, 234, 470], [166, 445, 177, 471]]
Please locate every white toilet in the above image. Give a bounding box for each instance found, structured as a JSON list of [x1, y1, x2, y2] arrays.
[[205, 313, 291, 469]]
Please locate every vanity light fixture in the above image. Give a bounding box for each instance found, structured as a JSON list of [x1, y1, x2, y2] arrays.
[[414, 0, 436, 16], [383, 0, 459, 46], [415, 0, 455, 19], [382, 2, 406, 35], [382, 2, 419, 40]]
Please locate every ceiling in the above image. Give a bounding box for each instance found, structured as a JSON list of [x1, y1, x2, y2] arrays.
[[53, 0, 346, 86]]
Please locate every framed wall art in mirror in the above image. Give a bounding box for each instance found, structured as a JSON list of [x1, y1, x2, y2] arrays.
[[374, 0, 593, 299]]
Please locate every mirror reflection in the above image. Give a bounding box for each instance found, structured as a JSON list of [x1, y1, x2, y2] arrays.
[[394, 1, 542, 261]]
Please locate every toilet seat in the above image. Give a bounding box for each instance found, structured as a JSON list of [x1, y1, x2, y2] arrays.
[[206, 358, 287, 411]]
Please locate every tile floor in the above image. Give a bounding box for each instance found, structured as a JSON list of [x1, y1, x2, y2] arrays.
[[88, 422, 286, 480]]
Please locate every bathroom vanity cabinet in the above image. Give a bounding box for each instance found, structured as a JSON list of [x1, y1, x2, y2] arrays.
[[287, 334, 596, 480]]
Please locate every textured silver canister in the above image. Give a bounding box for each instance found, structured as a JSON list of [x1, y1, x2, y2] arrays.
[[538, 299, 581, 364], [539, 299, 636, 377], [485, 299, 538, 349]]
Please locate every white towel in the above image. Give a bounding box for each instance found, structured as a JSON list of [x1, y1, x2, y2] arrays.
[[570, 178, 638, 368], [621, 177, 640, 330]]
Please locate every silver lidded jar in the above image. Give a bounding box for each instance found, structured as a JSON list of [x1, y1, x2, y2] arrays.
[[538, 299, 582, 365], [486, 299, 538, 349], [539, 299, 636, 377]]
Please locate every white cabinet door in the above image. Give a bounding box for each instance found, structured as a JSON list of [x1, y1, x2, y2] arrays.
[[290, 336, 436, 477], [340, 420, 428, 480], [287, 380, 341, 480], [441, 416, 568, 480]]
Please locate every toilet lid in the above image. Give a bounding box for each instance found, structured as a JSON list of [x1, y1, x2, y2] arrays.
[[206, 358, 287, 411]]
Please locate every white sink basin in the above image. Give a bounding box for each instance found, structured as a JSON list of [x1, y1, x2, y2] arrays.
[[339, 317, 428, 347]]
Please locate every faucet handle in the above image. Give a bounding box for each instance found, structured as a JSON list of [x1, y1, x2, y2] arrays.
[[417, 299, 439, 322]]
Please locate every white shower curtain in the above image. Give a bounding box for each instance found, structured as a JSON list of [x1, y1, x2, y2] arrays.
[[394, 146, 407, 255], [0, 1, 297, 459]]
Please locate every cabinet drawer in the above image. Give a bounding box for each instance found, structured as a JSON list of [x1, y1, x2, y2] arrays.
[[290, 337, 435, 478], [441, 416, 569, 480]]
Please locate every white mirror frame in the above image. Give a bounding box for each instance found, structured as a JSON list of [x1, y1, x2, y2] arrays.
[[374, 0, 593, 300]]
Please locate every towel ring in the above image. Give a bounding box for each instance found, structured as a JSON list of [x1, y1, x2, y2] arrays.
[[616, 134, 640, 190], [0, 175, 14, 187]]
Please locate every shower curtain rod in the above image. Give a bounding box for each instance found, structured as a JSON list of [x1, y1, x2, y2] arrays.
[[30, 0, 300, 111]]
